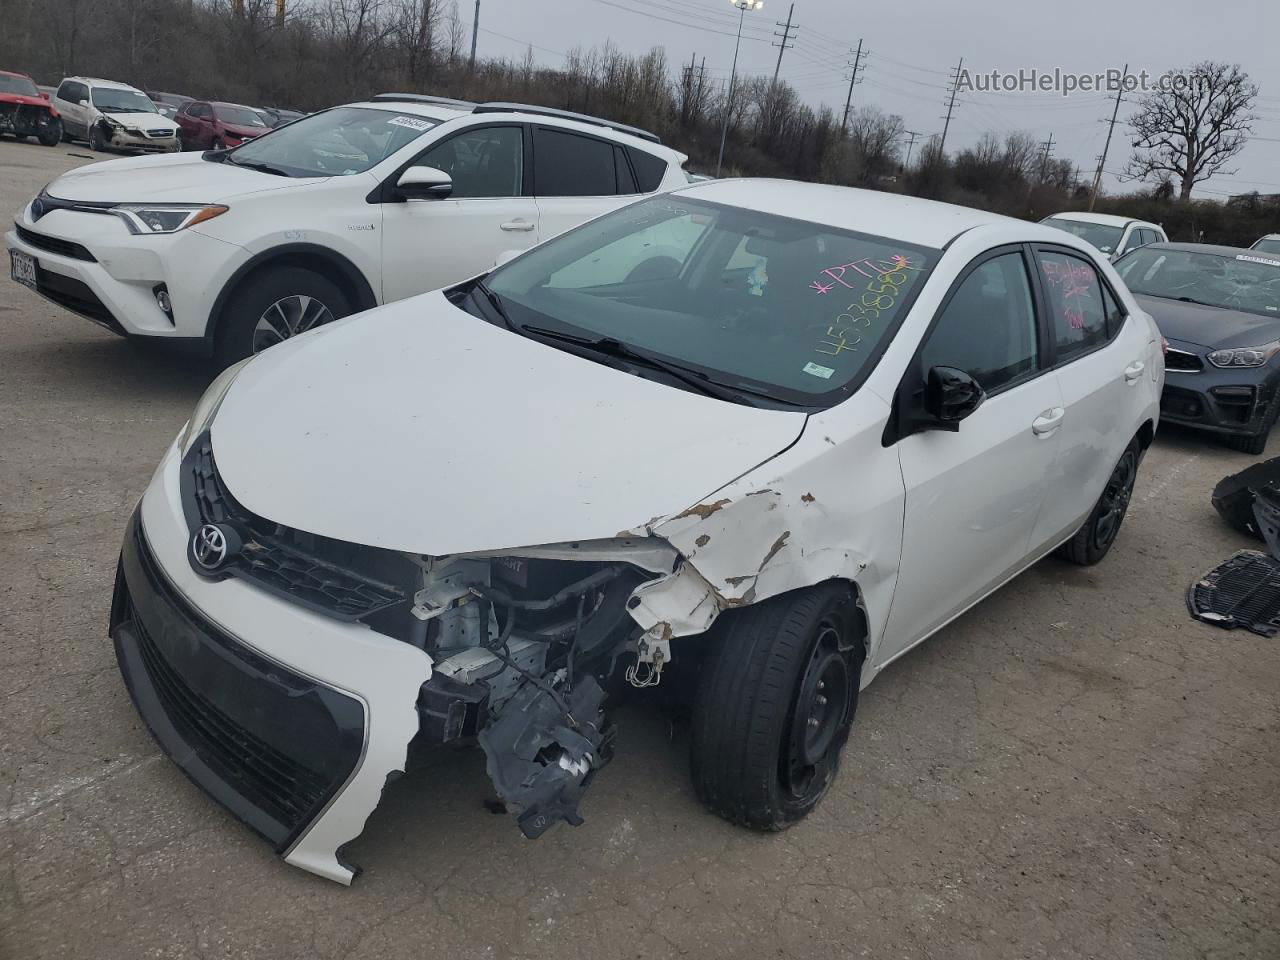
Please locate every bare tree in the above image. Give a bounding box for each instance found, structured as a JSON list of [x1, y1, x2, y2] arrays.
[[1125, 61, 1257, 200], [397, 0, 442, 84]]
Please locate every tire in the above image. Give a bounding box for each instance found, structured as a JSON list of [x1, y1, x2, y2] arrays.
[[212, 138, 224, 151], [89, 124, 106, 152], [1227, 430, 1270, 456], [690, 582, 864, 831], [37, 115, 61, 147], [1056, 440, 1139, 566], [214, 266, 351, 367]]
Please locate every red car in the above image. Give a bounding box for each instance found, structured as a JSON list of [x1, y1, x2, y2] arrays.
[[0, 70, 60, 146], [175, 100, 270, 150]]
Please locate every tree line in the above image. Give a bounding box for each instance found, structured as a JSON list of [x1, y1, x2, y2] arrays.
[[0, 0, 1272, 246]]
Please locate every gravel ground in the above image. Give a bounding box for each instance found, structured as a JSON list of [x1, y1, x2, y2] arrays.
[[0, 137, 1276, 960]]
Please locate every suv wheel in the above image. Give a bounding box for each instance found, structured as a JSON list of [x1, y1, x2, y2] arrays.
[[1057, 440, 1139, 566], [690, 582, 863, 830], [37, 115, 61, 147], [215, 266, 351, 366], [88, 124, 106, 152]]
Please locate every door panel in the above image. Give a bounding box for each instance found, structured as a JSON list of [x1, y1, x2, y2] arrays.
[[379, 125, 538, 302], [879, 249, 1063, 665], [1029, 249, 1149, 550]]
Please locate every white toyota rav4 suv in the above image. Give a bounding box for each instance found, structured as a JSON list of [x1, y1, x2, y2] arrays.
[[6, 95, 688, 364]]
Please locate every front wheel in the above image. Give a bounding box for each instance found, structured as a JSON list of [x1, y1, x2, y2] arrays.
[[214, 266, 351, 367], [88, 124, 106, 152], [1057, 440, 1139, 566], [37, 115, 61, 147], [690, 582, 864, 831]]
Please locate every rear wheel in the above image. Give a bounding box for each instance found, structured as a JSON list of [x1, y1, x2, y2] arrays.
[[214, 266, 351, 367], [690, 582, 864, 830], [1057, 440, 1139, 565]]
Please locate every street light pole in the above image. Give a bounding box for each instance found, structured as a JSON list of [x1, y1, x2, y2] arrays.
[[716, 0, 762, 178]]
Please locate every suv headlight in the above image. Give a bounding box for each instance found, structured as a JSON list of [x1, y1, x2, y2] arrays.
[[113, 203, 229, 235], [1207, 340, 1280, 368], [177, 357, 253, 455]]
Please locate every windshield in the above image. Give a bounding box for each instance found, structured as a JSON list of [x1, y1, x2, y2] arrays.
[[1115, 248, 1280, 318], [484, 195, 940, 404], [91, 88, 157, 114], [0, 75, 39, 97], [1255, 238, 1280, 256], [1042, 218, 1124, 254], [227, 106, 437, 177], [216, 104, 268, 127]]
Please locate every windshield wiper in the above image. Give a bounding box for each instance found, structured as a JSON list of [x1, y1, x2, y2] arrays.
[[474, 279, 516, 330], [1175, 295, 1216, 307], [225, 156, 292, 177], [519, 324, 760, 405]]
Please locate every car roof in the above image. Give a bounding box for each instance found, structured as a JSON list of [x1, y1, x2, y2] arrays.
[[673, 178, 1029, 249], [340, 99, 686, 161], [208, 100, 258, 110], [1141, 241, 1280, 260], [1044, 211, 1147, 228], [65, 77, 145, 91], [0, 69, 33, 80], [1257, 234, 1280, 242]]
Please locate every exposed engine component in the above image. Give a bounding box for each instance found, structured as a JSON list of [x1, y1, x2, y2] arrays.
[[478, 673, 613, 838]]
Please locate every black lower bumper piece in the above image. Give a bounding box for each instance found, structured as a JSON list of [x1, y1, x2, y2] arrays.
[[109, 509, 365, 851], [1187, 549, 1280, 637]]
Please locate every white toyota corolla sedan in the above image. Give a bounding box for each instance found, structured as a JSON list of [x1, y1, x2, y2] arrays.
[[109, 180, 1163, 883]]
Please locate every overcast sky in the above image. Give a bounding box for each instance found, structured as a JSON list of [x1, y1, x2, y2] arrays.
[[469, 0, 1280, 200]]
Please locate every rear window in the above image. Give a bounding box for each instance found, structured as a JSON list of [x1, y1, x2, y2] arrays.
[[628, 147, 667, 192]]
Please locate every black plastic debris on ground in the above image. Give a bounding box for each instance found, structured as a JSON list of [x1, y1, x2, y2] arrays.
[[1211, 456, 1280, 540], [1188, 550, 1280, 637]]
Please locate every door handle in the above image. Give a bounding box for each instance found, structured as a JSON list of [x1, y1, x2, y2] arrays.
[[500, 219, 535, 232], [1031, 407, 1065, 436], [1124, 360, 1145, 383]]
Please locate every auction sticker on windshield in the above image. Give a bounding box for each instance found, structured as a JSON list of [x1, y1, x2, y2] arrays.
[[1237, 254, 1280, 267]]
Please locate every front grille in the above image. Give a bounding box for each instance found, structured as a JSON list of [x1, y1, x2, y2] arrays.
[[36, 268, 124, 333], [145, 129, 173, 138], [131, 600, 332, 827], [1165, 348, 1203, 372], [16, 224, 96, 261], [183, 436, 410, 621]]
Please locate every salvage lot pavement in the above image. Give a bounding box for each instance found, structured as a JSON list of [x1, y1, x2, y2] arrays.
[[1, 138, 1277, 959]]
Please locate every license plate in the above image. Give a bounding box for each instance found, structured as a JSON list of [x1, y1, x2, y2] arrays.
[[9, 249, 37, 290]]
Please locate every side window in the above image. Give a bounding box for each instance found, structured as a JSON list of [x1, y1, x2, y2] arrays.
[[191, 103, 211, 119], [533, 127, 615, 196], [55, 81, 72, 101], [628, 147, 667, 192], [919, 252, 1039, 394], [1101, 283, 1127, 338], [1037, 250, 1113, 362], [614, 145, 638, 194], [417, 126, 523, 199], [546, 212, 710, 288]]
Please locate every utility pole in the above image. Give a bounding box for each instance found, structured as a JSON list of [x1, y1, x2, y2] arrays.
[[902, 130, 920, 169], [1089, 62, 1128, 211], [938, 57, 963, 157], [840, 39, 865, 136], [771, 4, 798, 85], [681, 52, 708, 127], [275, 0, 284, 27], [468, 0, 480, 71], [716, 0, 764, 178], [1038, 132, 1055, 182]]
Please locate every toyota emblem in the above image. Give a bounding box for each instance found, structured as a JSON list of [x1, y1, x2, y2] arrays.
[[192, 524, 229, 570]]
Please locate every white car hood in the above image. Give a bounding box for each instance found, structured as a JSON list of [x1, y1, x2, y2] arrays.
[[103, 111, 179, 130], [210, 293, 807, 555], [46, 151, 317, 203]]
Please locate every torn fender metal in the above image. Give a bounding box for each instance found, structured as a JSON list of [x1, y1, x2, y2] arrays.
[[644, 395, 907, 676], [138, 443, 433, 885]]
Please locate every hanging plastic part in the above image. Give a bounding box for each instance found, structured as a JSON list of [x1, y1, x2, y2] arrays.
[[626, 626, 671, 688], [478, 674, 614, 839]]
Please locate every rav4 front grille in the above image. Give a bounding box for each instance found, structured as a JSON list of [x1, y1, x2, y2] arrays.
[[180, 434, 412, 621]]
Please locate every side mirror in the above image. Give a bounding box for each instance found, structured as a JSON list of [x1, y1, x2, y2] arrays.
[[492, 249, 522, 269], [78, 97, 88, 106], [396, 165, 453, 200], [923, 365, 986, 430]]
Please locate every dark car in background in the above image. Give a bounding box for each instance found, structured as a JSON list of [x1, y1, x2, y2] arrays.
[[0, 70, 61, 146], [257, 106, 304, 128], [1115, 243, 1280, 453], [175, 99, 270, 149]]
